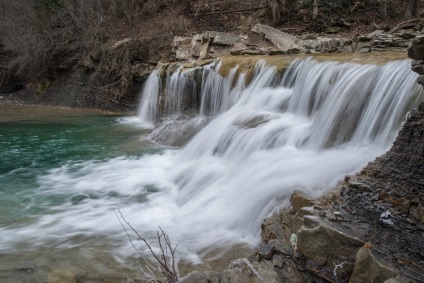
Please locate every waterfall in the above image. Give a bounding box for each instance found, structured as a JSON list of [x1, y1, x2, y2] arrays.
[[137, 70, 160, 127], [132, 57, 422, 259], [5, 57, 419, 265]]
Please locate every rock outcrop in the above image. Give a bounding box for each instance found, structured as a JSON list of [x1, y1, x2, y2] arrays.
[[172, 22, 424, 62]]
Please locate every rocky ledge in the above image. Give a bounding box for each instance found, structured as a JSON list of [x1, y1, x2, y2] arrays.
[[172, 22, 424, 62], [179, 34, 424, 283]]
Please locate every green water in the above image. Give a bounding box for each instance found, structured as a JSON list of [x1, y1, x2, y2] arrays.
[[0, 105, 160, 282]]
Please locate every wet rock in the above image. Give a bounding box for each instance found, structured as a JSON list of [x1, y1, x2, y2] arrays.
[[47, 269, 77, 283], [293, 206, 315, 231], [297, 216, 363, 268], [272, 255, 285, 268], [290, 191, 314, 212], [221, 258, 279, 283], [267, 239, 291, 256], [417, 75, 424, 87], [349, 246, 397, 283], [257, 243, 274, 260], [408, 35, 424, 60], [348, 180, 372, 192], [411, 60, 424, 75], [261, 211, 285, 242]]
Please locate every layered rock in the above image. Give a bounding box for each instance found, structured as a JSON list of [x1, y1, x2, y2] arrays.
[[172, 22, 424, 62]]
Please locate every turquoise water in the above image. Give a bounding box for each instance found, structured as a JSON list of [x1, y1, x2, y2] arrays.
[[0, 105, 157, 223], [0, 105, 164, 282]]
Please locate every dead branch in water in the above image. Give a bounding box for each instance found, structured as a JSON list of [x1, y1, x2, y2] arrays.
[[115, 209, 180, 283]]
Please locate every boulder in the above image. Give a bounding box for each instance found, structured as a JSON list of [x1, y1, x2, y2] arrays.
[[190, 32, 247, 59], [290, 191, 314, 212], [172, 36, 192, 61], [395, 29, 420, 40], [221, 258, 280, 283], [212, 32, 245, 46], [417, 75, 424, 87], [349, 245, 397, 283], [297, 216, 363, 268], [348, 179, 372, 192], [408, 35, 424, 60], [411, 60, 424, 75], [247, 24, 298, 51]]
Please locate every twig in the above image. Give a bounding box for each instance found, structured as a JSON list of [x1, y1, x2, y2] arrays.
[[114, 209, 143, 256], [390, 18, 422, 33], [333, 261, 347, 283], [116, 209, 180, 282]]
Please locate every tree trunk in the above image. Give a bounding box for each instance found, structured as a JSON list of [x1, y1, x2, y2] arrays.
[[185, 0, 191, 14], [313, 0, 319, 19], [408, 0, 418, 18]]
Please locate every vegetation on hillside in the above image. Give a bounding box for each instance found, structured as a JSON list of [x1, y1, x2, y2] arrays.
[[0, 0, 421, 94]]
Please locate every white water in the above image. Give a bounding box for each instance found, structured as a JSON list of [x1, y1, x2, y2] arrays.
[[136, 70, 160, 128], [2, 58, 422, 265]]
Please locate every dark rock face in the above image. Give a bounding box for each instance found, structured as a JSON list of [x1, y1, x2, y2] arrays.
[[337, 102, 424, 280], [0, 70, 144, 112], [408, 36, 424, 60]]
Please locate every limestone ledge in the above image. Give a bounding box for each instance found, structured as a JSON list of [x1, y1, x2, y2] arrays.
[[171, 22, 423, 63]]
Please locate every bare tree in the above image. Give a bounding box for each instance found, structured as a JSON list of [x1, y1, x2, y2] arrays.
[[408, 0, 418, 17], [268, 0, 282, 24], [312, 0, 319, 19]]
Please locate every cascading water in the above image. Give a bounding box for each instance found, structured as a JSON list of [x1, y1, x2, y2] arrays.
[[134, 57, 422, 259], [137, 70, 160, 127], [1, 57, 422, 266]]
